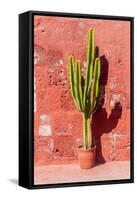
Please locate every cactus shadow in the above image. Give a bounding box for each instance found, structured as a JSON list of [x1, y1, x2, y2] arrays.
[[91, 55, 123, 164]]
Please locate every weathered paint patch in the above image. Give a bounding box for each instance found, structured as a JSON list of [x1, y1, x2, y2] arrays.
[[110, 93, 121, 108], [34, 46, 46, 65], [39, 114, 51, 136], [110, 77, 118, 89], [39, 125, 51, 136], [40, 114, 51, 124]]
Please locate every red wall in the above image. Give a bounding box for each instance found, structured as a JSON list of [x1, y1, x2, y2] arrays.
[[34, 16, 130, 166]]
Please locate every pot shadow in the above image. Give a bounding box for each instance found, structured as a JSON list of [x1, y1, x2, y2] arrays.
[[91, 54, 122, 164]]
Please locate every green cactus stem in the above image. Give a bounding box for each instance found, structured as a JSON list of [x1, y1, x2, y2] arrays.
[[67, 29, 104, 149]]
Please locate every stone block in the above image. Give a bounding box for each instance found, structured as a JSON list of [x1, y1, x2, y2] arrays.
[[52, 135, 75, 159], [51, 111, 82, 136]]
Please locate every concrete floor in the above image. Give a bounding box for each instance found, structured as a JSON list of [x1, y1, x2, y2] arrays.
[[34, 161, 130, 185]]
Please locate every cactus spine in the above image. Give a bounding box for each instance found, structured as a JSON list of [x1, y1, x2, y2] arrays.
[[68, 29, 104, 150]]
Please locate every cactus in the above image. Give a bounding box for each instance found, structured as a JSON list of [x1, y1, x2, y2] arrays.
[[67, 29, 104, 149]]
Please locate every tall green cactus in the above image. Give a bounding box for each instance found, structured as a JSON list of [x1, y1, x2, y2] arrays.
[[67, 29, 104, 149]]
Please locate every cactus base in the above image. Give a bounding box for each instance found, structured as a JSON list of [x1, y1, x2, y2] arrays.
[[78, 145, 96, 169]]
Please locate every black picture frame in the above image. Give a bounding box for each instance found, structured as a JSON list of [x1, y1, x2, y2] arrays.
[[19, 10, 134, 189]]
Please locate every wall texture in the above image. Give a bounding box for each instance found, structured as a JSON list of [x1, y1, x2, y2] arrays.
[[34, 16, 131, 166]]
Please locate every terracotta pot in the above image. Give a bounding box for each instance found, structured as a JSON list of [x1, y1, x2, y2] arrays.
[[78, 145, 96, 169]]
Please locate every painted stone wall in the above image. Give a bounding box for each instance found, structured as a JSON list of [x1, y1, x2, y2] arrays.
[[34, 16, 131, 166]]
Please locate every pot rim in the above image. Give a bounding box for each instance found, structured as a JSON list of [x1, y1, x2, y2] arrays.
[[78, 145, 96, 151]]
